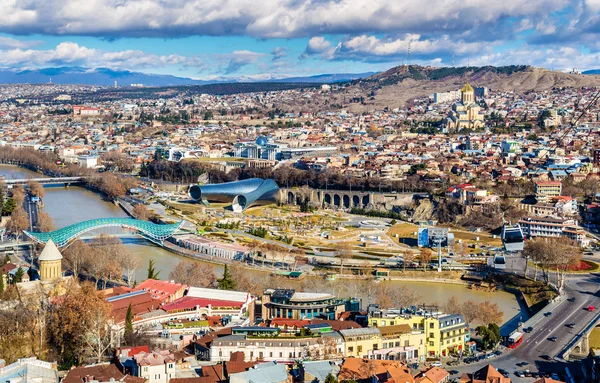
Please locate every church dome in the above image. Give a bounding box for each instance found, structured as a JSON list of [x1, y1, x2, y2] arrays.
[[38, 238, 63, 261], [461, 82, 474, 93]]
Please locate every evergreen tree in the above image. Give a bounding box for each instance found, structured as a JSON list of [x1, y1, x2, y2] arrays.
[[0, 273, 4, 294], [324, 374, 338, 383], [13, 267, 24, 284], [2, 254, 9, 265], [124, 303, 134, 344], [147, 260, 159, 280], [217, 265, 236, 290], [2, 198, 16, 216]]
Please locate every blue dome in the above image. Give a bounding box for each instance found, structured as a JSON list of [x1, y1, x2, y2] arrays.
[[256, 135, 268, 146]]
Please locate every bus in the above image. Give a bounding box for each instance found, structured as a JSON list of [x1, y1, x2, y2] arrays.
[[507, 331, 523, 348]]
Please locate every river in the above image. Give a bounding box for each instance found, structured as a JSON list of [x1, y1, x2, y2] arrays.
[[0, 164, 523, 324]]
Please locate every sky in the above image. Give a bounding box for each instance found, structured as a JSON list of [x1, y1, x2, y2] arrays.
[[0, 0, 599, 79]]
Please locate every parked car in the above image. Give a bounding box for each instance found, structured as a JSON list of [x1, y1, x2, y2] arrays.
[[523, 326, 533, 333], [548, 336, 558, 342], [494, 350, 502, 355], [515, 371, 525, 378], [588, 305, 596, 312], [544, 312, 552, 317], [431, 361, 442, 367], [567, 323, 575, 328], [449, 370, 459, 375]]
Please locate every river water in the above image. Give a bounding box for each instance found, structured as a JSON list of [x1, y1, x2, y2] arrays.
[[0, 165, 523, 323]]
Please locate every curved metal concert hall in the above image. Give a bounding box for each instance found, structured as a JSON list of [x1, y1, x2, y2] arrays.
[[189, 178, 279, 212]]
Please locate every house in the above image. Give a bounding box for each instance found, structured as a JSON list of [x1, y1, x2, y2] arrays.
[[228, 362, 290, 383], [301, 361, 340, 383], [62, 363, 144, 383], [415, 366, 450, 383], [459, 364, 510, 383], [132, 350, 176, 383], [337, 358, 414, 383]]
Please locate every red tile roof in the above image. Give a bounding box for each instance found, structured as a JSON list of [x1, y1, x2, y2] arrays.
[[133, 279, 187, 303]]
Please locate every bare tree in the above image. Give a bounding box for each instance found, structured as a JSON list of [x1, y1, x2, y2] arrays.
[[63, 239, 90, 278], [336, 242, 353, 275], [132, 204, 154, 221], [37, 211, 55, 232], [168, 260, 216, 288], [375, 283, 420, 309], [120, 251, 141, 287], [402, 251, 416, 273], [27, 180, 45, 198], [418, 248, 433, 272]]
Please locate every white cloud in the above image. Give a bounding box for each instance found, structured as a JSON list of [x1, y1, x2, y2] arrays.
[[0, 42, 199, 70], [0, 0, 570, 39], [302, 34, 495, 62]]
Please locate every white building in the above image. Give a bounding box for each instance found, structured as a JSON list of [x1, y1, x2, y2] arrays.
[[0, 358, 58, 383], [132, 350, 176, 383], [78, 155, 98, 168]]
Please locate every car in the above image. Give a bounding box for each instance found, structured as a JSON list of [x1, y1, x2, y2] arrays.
[[494, 350, 502, 355], [523, 326, 533, 333], [531, 372, 540, 378], [520, 362, 529, 366], [567, 323, 575, 328], [551, 373, 560, 380], [515, 371, 525, 378], [525, 370, 532, 377], [541, 355, 552, 361], [449, 370, 459, 375], [409, 363, 419, 369], [588, 305, 596, 312], [478, 355, 485, 361], [431, 361, 442, 367], [544, 312, 552, 317], [548, 336, 558, 342], [568, 297, 576, 302]]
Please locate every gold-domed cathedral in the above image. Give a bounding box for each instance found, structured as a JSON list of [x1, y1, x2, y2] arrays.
[[445, 82, 485, 132]]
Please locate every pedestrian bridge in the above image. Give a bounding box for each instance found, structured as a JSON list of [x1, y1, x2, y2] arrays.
[[23, 218, 184, 248]]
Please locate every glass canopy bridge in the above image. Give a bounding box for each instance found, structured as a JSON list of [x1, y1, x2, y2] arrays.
[[23, 218, 184, 248]]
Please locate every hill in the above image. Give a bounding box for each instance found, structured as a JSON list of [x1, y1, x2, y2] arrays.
[[335, 65, 600, 112], [0, 66, 375, 86]]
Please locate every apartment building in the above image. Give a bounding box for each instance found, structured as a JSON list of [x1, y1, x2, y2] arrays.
[[369, 311, 469, 358], [535, 180, 562, 202], [519, 216, 589, 246], [339, 328, 381, 358]]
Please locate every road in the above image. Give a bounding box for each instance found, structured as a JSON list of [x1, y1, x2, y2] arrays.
[[450, 259, 600, 383], [23, 194, 39, 231]]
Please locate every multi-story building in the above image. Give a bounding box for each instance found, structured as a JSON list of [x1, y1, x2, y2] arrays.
[[375, 324, 426, 362], [261, 289, 347, 320], [369, 311, 469, 358], [339, 328, 381, 358], [132, 350, 176, 383], [519, 216, 589, 246], [210, 333, 324, 363], [535, 180, 562, 202]]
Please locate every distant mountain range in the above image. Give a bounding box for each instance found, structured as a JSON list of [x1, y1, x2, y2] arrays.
[[0, 67, 376, 86]]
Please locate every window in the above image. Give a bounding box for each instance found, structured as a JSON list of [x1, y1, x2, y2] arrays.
[[259, 352, 263, 359], [289, 352, 292, 358], [383, 342, 387, 348], [390, 321, 395, 326], [395, 342, 400, 347], [404, 340, 409, 347], [348, 346, 354, 353], [429, 323, 434, 329], [358, 346, 363, 353], [279, 352, 283, 357], [429, 333, 434, 338], [429, 341, 434, 346], [270, 352, 273, 357], [373, 344, 378, 350]]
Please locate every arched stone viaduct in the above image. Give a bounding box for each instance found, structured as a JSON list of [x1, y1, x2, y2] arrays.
[[280, 188, 424, 210]]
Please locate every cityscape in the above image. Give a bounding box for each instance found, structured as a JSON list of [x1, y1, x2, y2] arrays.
[[3, 2, 600, 383]]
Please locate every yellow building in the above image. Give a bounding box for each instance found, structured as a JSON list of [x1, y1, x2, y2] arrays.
[[38, 238, 63, 281], [369, 313, 469, 358], [339, 327, 381, 358], [375, 324, 426, 363], [446, 83, 485, 132]]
